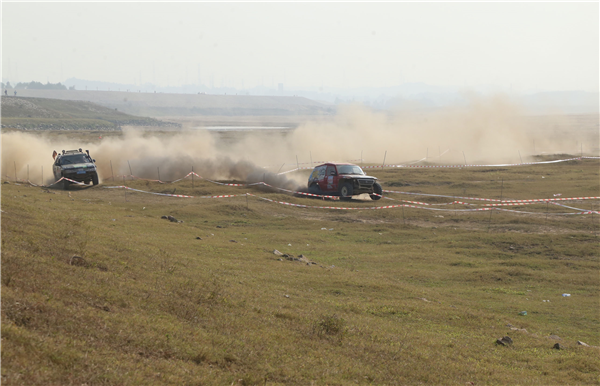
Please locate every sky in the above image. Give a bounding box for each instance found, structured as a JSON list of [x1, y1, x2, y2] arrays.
[[1, 2, 598, 93]]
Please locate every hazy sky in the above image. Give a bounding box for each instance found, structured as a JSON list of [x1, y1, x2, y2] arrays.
[[2, 2, 598, 92]]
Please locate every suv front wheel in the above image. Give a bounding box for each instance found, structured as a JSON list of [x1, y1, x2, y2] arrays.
[[370, 182, 383, 201], [339, 182, 353, 201]]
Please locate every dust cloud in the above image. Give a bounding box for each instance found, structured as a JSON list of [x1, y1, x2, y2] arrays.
[[1, 94, 593, 186]]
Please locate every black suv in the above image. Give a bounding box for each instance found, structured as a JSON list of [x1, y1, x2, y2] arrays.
[[52, 149, 99, 189]]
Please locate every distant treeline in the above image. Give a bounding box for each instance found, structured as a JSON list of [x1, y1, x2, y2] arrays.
[[2, 81, 72, 90]]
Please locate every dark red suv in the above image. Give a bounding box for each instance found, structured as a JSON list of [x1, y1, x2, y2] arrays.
[[308, 163, 382, 200]]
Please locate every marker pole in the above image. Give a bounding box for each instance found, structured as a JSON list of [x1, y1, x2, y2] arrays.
[[110, 160, 114, 181], [591, 203, 595, 236], [402, 203, 406, 225]]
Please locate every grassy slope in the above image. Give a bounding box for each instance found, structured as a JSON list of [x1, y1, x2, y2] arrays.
[[1, 97, 167, 129], [1, 158, 599, 385]]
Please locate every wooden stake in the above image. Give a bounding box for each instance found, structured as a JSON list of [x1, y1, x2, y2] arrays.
[[518, 150, 523, 164], [462, 151, 467, 166], [592, 204, 596, 236], [14, 161, 17, 182], [110, 160, 114, 181], [192, 165, 194, 188], [157, 167, 160, 182], [402, 203, 406, 225], [277, 163, 285, 174], [41, 166, 43, 186], [127, 160, 133, 180], [382, 150, 387, 167], [453, 196, 457, 218]]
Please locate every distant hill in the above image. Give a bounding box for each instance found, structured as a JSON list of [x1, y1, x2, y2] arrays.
[[0, 96, 179, 130], [10, 89, 335, 118]]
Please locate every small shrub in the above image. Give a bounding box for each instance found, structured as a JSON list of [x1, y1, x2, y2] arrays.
[[312, 314, 347, 340]]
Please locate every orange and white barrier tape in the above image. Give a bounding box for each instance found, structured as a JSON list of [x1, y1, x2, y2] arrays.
[[277, 156, 594, 174]]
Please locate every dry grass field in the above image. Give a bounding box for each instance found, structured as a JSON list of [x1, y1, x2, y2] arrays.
[[1, 131, 599, 385]]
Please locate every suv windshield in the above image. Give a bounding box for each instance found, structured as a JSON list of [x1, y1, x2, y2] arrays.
[[337, 165, 364, 175], [60, 154, 89, 165]]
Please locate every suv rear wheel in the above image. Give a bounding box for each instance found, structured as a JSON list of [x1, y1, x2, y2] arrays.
[[308, 182, 320, 194], [339, 182, 353, 201]]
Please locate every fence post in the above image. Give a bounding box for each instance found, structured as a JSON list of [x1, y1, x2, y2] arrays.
[[402, 203, 406, 225], [110, 160, 114, 181]]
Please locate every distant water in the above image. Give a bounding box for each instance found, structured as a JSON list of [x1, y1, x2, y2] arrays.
[[195, 126, 292, 131]]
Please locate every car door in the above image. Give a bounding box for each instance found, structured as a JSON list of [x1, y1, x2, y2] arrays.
[[315, 166, 327, 191], [324, 165, 337, 192]]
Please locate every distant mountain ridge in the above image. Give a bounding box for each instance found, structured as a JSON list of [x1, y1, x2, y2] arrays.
[[12, 89, 335, 117]]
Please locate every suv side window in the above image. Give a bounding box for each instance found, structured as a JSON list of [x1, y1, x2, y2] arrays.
[[326, 165, 336, 176]]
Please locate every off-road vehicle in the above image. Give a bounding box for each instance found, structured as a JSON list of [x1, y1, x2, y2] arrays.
[[307, 163, 382, 201], [52, 149, 99, 189]]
